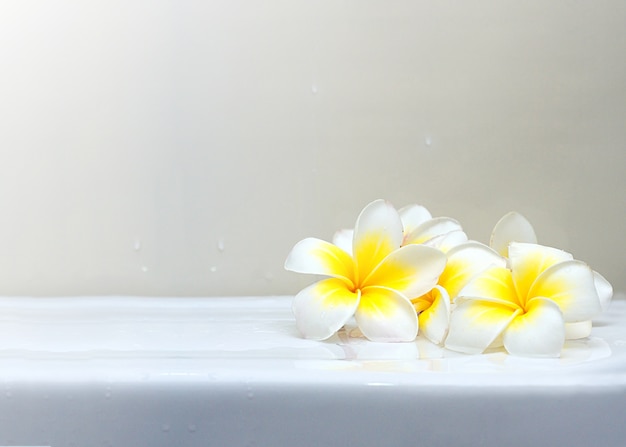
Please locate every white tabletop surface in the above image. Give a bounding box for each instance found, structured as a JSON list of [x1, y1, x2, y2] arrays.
[[0, 294, 624, 446]]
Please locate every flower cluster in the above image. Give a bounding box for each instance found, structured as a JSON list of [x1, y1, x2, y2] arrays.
[[285, 200, 613, 357]]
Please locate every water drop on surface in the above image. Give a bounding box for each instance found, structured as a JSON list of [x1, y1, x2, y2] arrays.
[[217, 238, 225, 252], [210, 266, 218, 273], [161, 423, 170, 433], [311, 85, 318, 94], [133, 239, 141, 252], [424, 137, 433, 147], [141, 266, 149, 273], [188, 423, 197, 433]]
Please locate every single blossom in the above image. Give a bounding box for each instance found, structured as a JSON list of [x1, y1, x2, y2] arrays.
[[490, 211, 613, 339], [329, 203, 472, 345], [445, 242, 603, 357], [285, 199, 447, 342]]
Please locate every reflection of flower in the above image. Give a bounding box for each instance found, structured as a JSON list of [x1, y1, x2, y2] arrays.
[[285, 200, 446, 342], [445, 242, 603, 357], [490, 212, 613, 339]]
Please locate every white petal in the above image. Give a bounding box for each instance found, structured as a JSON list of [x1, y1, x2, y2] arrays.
[[443, 241, 507, 300], [529, 260, 601, 322], [353, 200, 404, 282], [593, 270, 613, 312], [503, 297, 565, 358], [490, 212, 538, 258], [284, 237, 354, 285], [355, 286, 418, 342], [403, 217, 463, 246], [364, 244, 447, 299], [332, 229, 354, 256], [422, 230, 469, 253], [418, 286, 450, 345], [445, 299, 519, 354], [565, 321, 592, 339], [399, 204, 432, 236], [292, 278, 360, 340]]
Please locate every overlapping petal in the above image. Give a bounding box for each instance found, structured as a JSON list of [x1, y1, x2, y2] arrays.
[[490, 211, 537, 258], [332, 229, 354, 256], [445, 299, 520, 354], [564, 321, 592, 340], [459, 266, 522, 308], [422, 229, 469, 253], [355, 286, 418, 342], [508, 242, 573, 303], [364, 244, 447, 299], [403, 217, 463, 246], [418, 286, 450, 345], [442, 242, 506, 300], [527, 260, 601, 322], [502, 298, 565, 358], [353, 200, 404, 285], [292, 278, 360, 340], [593, 271, 613, 312], [399, 204, 432, 236], [284, 237, 354, 286]]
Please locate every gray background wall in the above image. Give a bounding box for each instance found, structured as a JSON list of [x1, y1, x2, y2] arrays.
[[1, 1, 624, 296]]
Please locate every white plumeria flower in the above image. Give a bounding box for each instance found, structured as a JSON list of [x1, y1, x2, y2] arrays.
[[490, 211, 613, 339], [411, 241, 506, 345], [445, 242, 603, 357], [285, 200, 447, 342]]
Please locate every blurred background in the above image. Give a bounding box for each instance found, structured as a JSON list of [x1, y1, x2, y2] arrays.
[[0, 1, 624, 296]]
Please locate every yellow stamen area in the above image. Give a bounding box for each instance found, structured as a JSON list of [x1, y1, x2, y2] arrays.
[[312, 243, 355, 286], [358, 287, 398, 318], [467, 300, 519, 326], [512, 246, 569, 305], [315, 278, 359, 308], [438, 258, 471, 299], [468, 266, 522, 308], [363, 252, 414, 291], [354, 231, 396, 286], [412, 290, 434, 313]]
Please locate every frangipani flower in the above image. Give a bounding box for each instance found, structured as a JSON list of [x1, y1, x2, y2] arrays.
[[411, 241, 506, 345], [285, 199, 447, 342], [490, 211, 613, 339], [445, 242, 603, 357]]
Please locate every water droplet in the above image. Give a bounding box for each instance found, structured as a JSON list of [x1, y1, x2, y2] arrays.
[[141, 266, 149, 273], [311, 84, 318, 94], [264, 272, 274, 282], [133, 239, 141, 252], [161, 423, 170, 433], [210, 266, 217, 273], [188, 423, 197, 433], [247, 391, 254, 399], [424, 137, 433, 147], [217, 238, 225, 252]]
